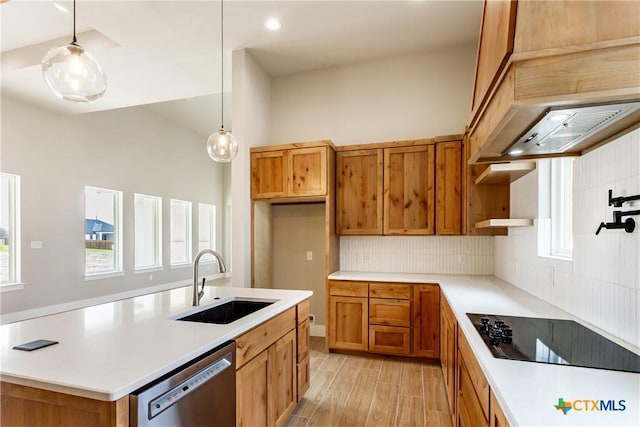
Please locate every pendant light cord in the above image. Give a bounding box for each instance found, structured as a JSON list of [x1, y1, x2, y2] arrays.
[[220, 0, 224, 129], [72, 0, 78, 44]]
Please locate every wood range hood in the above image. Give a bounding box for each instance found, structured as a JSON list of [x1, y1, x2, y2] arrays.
[[467, 0, 640, 164]]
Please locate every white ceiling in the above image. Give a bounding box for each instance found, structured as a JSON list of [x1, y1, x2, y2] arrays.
[[1, 0, 482, 136]]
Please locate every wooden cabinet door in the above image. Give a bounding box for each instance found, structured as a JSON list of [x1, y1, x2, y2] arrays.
[[436, 140, 462, 235], [288, 147, 327, 197], [412, 284, 440, 358], [328, 296, 368, 351], [457, 355, 489, 427], [384, 145, 435, 235], [471, 0, 517, 114], [490, 391, 510, 427], [251, 151, 287, 199], [441, 298, 458, 419], [337, 149, 383, 235], [271, 329, 297, 427], [237, 350, 269, 427]]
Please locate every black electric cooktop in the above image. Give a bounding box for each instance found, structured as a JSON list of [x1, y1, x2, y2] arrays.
[[467, 313, 640, 374]]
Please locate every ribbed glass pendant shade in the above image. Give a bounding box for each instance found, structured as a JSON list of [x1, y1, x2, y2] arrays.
[[207, 129, 238, 163], [41, 42, 107, 103]]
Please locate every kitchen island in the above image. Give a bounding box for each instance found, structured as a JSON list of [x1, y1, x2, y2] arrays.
[[0, 285, 312, 426], [329, 271, 640, 427]]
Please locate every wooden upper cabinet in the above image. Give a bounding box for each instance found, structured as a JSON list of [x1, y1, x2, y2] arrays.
[[436, 141, 462, 235], [288, 146, 327, 197], [251, 144, 331, 200], [471, 0, 517, 116], [383, 145, 435, 235], [252, 150, 288, 199], [337, 149, 383, 235]]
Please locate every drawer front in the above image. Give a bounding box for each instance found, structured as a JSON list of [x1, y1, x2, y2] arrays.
[[369, 325, 411, 355], [297, 318, 310, 362], [369, 298, 411, 327], [297, 299, 310, 325], [236, 308, 296, 369], [329, 280, 368, 297], [369, 282, 411, 299], [458, 332, 489, 420], [297, 354, 310, 402]]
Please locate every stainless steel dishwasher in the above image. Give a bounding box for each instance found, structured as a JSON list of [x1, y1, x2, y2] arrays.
[[130, 340, 235, 427]]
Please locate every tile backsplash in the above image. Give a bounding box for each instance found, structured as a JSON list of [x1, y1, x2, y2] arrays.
[[340, 236, 494, 274], [495, 129, 640, 347]]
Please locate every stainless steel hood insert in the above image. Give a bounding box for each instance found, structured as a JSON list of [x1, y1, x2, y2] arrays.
[[505, 101, 640, 157]]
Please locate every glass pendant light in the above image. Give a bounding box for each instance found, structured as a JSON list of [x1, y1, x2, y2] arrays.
[[206, 0, 238, 163], [41, 0, 107, 103]]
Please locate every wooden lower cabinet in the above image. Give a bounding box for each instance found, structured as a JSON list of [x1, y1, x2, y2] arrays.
[[369, 325, 411, 355], [328, 295, 368, 351], [412, 284, 440, 358], [490, 391, 510, 427], [0, 382, 128, 427], [440, 296, 458, 421], [457, 356, 488, 427], [296, 354, 310, 401], [237, 329, 297, 427]]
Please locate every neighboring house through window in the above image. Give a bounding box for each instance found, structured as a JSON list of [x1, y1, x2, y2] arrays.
[[85, 186, 123, 276], [1, 173, 21, 287]]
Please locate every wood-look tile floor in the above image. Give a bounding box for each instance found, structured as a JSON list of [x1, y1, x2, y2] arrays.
[[285, 337, 453, 427]]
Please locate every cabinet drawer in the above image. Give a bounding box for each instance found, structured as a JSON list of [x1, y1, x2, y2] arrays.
[[328, 280, 368, 297], [369, 282, 411, 299], [458, 332, 489, 421], [236, 307, 296, 368], [297, 299, 310, 325], [369, 298, 411, 327], [369, 325, 411, 355], [297, 318, 310, 362], [297, 354, 310, 402]]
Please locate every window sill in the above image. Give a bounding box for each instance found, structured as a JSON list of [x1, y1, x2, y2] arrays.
[[134, 266, 164, 274], [539, 254, 573, 263], [170, 263, 192, 270], [84, 271, 125, 281], [1, 283, 24, 293]]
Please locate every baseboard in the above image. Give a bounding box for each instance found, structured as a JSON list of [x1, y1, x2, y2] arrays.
[[310, 324, 326, 337]]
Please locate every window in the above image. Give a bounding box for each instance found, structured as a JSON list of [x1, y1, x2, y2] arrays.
[[1, 173, 21, 286], [134, 194, 162, 270], [198, 203, 216, 250], [538, 158, 574, 259], [550, 157, 574, 258], [85, 186, 123, 276], [170, 199, 192, 266]]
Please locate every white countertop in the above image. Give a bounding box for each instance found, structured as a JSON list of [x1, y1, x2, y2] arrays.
[[0, 285, 312, 401], [329, 271, 640, 427]]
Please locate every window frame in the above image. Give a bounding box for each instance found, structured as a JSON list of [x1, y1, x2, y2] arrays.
[[1, 173, 21, 289], [170, 199, 193, 267], [198, 203, 217, 253], [134, 193, 163, 271], [538, 158, 574, 260], [84, 186, 123, 279]]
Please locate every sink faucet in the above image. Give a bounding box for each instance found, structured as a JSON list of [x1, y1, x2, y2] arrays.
[[193, 249, 227, 306]]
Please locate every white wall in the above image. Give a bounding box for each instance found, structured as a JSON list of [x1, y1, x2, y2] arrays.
[[270, 47, 477, 146], [230, 49, 272, 288], [1, 96, 227, 314], [495, 130, 640, 347]]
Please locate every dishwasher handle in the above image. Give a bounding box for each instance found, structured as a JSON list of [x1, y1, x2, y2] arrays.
[[148, 352, 233, 420]]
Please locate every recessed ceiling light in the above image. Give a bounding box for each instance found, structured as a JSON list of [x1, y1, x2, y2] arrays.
[[265, 18, 282, 31], [53, 2, 70, 14], [548, 113, 571, 122], [508, 148, 525, 156]]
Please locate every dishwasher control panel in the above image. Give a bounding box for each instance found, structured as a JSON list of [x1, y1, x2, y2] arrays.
[[149, 352, 232, 419]]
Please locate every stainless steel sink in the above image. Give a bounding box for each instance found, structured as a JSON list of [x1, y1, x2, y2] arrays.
[[176, 299, 275, 324]]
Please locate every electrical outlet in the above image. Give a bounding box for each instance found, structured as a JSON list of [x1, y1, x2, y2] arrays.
[[309, 314, 315, 324], [149, 274, 153, 281], [306, 251, 313, 261], [457, 254, 466, 265]]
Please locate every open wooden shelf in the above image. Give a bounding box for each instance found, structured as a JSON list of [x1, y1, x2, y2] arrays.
[[475, 162, 536, 185], [475, 218, 533, 229]]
